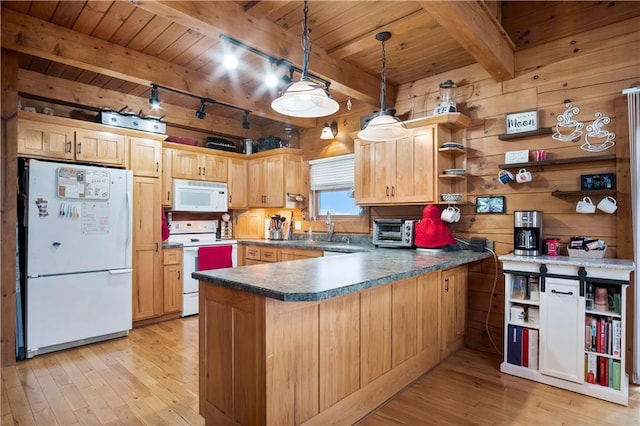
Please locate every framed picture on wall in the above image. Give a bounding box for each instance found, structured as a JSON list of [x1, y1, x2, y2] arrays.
[[476, 196, 506, 214]]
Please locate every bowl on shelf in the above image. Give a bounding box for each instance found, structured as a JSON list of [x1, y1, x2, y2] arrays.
[[441, 193, 463, 202], [440, 142, 464, 149]]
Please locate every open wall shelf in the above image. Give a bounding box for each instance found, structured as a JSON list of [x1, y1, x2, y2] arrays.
[[498, 127, 553, 141], [498, 154, 615, 170], [552, 189, 617, 197]]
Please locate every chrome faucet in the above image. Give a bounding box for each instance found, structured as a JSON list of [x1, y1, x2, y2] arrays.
[[326, 211, 335, 242]]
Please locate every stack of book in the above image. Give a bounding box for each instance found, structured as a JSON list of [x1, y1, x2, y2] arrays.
[[585, 315, 622, 356], [585, 353, 621, 390], [506, 325, 538, 369]]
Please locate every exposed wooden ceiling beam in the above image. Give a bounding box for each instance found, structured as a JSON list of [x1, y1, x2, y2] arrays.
[[17, 69, 263, 139], [1, 7, 314, 128], [420, 1, 515, 81], [134, 1, 390, 106]]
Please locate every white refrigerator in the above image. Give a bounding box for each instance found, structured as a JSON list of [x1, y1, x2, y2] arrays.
[[26, 159, 133, 357]]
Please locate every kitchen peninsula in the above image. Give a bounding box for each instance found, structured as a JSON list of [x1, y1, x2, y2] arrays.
[[193, 244, 490, 425]]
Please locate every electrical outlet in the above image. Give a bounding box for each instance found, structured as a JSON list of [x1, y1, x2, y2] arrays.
[[486, 240, 495, 250], [294, 221, 302, 230]]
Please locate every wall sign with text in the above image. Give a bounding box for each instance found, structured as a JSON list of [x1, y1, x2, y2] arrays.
[[505, 110, 539, 134]]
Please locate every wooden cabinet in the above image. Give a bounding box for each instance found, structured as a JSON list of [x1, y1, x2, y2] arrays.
[[132, 176, 163, 321], [241, 244, 323, 265], [354, 113, 469, 205], [161, 148, 174, 207], [129, 137, 161, 177], [18, 118, 126, 167], [172, 150, 228, 182], [500, 258, 633, 405], [227, 157, 247, 208], [163, 248, 183, 314], [199, 267, 447, 425], [75, 129, 126, 166], [440, 265, 467, 359], [539, 276, 583, 383], [355, 129, 435, 205], [247, 150, 303, 207], [278, 247, 322, 261], [243, 245, 278, 265]]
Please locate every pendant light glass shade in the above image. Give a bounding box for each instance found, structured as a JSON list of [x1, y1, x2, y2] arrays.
[[271, 1, 339, 118], [358, 114, 407, 141], [357, 31, 409, 142]]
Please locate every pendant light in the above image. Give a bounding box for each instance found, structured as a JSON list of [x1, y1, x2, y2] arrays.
[[357, 32, 409, 142], [271, 0, 339, 118]]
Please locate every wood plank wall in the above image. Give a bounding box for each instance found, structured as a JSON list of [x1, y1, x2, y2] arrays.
[[298, 18, 639, 358]]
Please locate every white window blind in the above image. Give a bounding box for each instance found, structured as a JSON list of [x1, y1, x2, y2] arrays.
[[309, 154, 355, 191]]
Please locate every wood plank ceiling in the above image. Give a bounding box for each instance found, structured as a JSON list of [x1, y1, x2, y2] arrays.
[[2, 1, 638, 137]]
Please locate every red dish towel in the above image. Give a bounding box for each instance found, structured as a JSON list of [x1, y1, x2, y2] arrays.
[[198, 246, 233, 270]]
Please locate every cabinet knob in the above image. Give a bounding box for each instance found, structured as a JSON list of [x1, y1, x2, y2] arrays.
[[66, 141, 72, 153], [202, 167, 206, 176], [444, 278, 449, 292], [177, 271, 181, 280], [156, 162, 159, 172], [391, 186, 396, 197], [76, 143, 81, 154], [551, 289, 573, 296], [386, 186, 390, 197]]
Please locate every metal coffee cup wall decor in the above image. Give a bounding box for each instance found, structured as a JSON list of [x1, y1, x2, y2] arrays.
[[581, 112, 616, 152], [552, 102, 584, 142]]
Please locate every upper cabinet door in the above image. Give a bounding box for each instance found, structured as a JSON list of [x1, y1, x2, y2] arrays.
[[262, 155, 285, 207], [76, 130, 126, 167], [228, 158, 247, 209], [172, 150, 201, 180], [201, 153, 228, 183], [129, 137, 161, 177], [17, 120, 74, 161], [355, 139, 391, 204], [393, 129, 435, 203]]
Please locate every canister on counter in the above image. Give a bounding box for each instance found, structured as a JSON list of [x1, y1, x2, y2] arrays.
[[545, 238, 561, 256]]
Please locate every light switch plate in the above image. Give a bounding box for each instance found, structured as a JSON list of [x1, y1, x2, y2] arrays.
[[295, 221, 302, 230]]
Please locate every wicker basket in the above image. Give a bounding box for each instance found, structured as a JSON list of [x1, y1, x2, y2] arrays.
[[567, 247, 607, 258]]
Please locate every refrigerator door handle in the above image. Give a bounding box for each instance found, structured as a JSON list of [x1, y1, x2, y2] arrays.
[[126, 191, 132, 247], [108, 269, 133, 275]]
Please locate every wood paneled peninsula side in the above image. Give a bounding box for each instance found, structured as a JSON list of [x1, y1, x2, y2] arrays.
[[193, 244, 490, 425]]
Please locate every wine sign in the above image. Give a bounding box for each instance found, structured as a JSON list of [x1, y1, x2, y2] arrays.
[[505, 110, 539, 135]]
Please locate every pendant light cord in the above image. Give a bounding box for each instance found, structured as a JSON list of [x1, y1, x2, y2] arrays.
[[301, 0, 309, 79], [380, 37, 387, 112]]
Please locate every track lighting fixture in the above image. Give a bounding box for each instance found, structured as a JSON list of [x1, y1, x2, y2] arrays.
[[195, 100, 207, 119], [149, 84, 161, 109], [148, 84, 251, 129], [357, 32, 409, 142], [320, 121, 338, 140]]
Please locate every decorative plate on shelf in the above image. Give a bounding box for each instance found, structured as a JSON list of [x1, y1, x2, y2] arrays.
[[441, 193, 463, 202], [443, 168, 465, 175], [440, 142, 464, 149]]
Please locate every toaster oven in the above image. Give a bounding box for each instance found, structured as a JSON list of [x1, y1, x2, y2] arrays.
[[373, 219, 415, 248]]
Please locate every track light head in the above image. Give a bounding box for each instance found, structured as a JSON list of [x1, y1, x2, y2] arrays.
[[195, 101, 207, 119], [149, 84, 161, 109]]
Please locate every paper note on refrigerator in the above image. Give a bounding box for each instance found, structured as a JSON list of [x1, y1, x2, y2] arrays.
[[81, 202, 110, 235]]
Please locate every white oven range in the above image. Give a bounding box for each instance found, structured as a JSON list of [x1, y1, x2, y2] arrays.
[[167, 220, 237, 316]]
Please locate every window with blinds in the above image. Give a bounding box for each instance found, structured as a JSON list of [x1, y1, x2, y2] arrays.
[[309, 154, 360, 216]]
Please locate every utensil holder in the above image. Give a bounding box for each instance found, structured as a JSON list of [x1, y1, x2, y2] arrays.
[[269, 229, 283, 240]]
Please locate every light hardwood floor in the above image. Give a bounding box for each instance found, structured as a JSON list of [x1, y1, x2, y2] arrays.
[[2, 317, 639, 425]]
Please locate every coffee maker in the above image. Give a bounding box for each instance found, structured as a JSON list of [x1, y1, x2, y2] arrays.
[[514, 211, 543, 256]]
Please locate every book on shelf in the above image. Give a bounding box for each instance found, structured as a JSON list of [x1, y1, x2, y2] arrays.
[[522, 328, 529, 367], [507, 325, 523, 366], [586, 353, 597, 384], [608, 358, 614, 388], [612, 319, 622, 356], [599, 356, 607, 386], [527, 329, 539, 370], [612, 360, 621, 390]]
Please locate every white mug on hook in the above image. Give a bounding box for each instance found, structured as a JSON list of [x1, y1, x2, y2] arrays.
[[441, 206, 461, 223], [576, 196, 596, 214], [516, 168, 532, 183], [596, 196, 617, 214]]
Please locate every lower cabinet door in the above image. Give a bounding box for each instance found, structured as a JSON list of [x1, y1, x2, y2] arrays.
[[540, 277, 584, 383]]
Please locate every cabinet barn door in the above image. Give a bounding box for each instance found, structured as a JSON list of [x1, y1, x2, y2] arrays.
[[540, 277, 584, 383]]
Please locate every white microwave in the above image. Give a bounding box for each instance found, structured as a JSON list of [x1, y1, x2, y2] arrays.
[[172, 179, 228, 212]]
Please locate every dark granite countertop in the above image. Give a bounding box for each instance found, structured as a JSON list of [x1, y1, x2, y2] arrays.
[[237, 238, 373, 253], [193, 247, 491, 302]]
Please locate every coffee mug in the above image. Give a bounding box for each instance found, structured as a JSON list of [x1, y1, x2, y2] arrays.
[[516, 168, 532, 183], [533, 150, 547, 162], [440, 206, 461, 223], [498, 169, 514, 185], [576, 196, 596, 214], [597, 196, 617, 214]]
